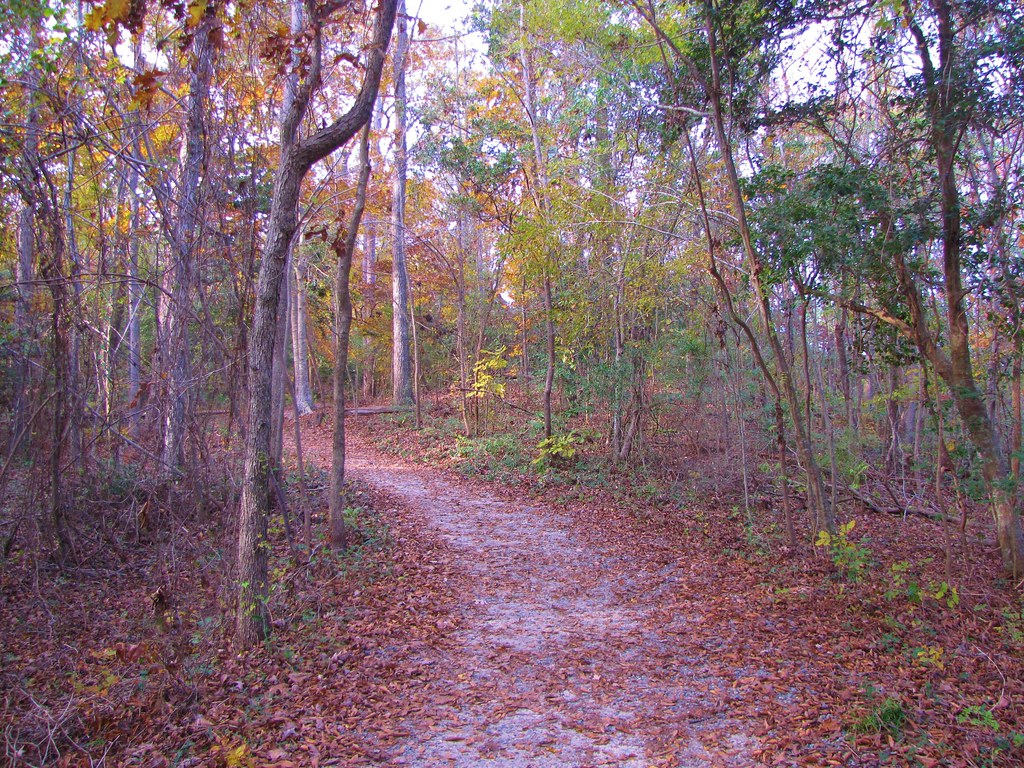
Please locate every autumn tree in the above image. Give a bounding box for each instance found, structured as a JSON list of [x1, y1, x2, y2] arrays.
[[799, 0, 1024, 574], [236, 0, 398, 648]]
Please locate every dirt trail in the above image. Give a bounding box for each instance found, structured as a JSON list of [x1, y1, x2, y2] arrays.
[[318, 430, 759, 766]]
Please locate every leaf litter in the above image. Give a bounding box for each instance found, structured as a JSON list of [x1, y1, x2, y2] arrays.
[[338, 434, 757, 767], [2, 411, 1023, 765]]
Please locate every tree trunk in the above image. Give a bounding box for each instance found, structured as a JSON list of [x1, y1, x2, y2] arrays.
[[390, 0, 413, 405], [835, 309, 852, 431], [331, 124, 372, 550], [1012, 354, 1022, 484], [360, 100, 383, 401], [236, 0, 397, 648], [408, 271, 422, 428], [63, 136, 85, 469], [701, 1, 831, 533], [270, 264, 290, 467], [456, 219, 470, 435], [291, 250, 315, 414], [884, 366, 902, 477], [899, 0, 1024, 575], [11, 31, 41, 456], [542, 274, 555, 440], [610, 286, 624, 460], [127, 133, 144, 436], [162, 10, 217, 474], [518, 0, 556, 439], [681, 108, 799, 548], [520, 276, 530, 393], [61, 0, 86, 468], [36, 178, 75, 565]]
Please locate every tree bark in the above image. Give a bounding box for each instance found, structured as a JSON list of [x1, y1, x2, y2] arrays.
[[897, 0, 1024, 575], [331, 124, 372, 550], [162, 9, 217, 473], [291, 250, 315, 414], [390, 0, 413, 405], [236, 0, 397, 648]]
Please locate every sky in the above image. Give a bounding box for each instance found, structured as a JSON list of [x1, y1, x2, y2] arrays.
[[413, 0, 471, 31], [410, 0, 485, 52]]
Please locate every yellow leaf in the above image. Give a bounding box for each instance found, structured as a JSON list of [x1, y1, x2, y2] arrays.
[[88, 0, 132, 28], [188, 0, 209, 28], [107, 0, 131, 22], [225, 743, 249, 768], [84, 8, 105, 30], [148, 124, 177, 151]]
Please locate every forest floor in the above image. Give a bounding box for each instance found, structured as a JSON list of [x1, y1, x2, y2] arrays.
[[2, 407, 1024, 766], [319, 426, 759, 767]]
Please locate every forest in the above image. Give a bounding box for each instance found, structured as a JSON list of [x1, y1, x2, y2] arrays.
[[2, 0, 1024, 764]]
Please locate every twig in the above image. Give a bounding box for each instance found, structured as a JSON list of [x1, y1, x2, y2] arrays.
[[0, 392, 59, 492], [832, 480, 941, 521], [453, 389, 536, 415], [269, 469, 299, 558], [972, 644, 1007, 709]]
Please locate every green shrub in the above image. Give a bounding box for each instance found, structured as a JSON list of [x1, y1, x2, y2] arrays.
[[533, 431, 584, 470], [816, 520, 872, 582]]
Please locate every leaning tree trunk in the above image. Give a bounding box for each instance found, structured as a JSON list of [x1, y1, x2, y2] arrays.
[[898, 0, 1024, 575], [701, 1, 831, 534], [236, 0, 397, 649], [682, 121, 798, 548]]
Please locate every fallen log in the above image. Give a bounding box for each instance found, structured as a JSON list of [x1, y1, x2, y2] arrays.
[[344, 405, 414, 415]]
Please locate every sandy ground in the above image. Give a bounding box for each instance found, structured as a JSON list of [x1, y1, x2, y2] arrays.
[[316, 430, 760, 767]]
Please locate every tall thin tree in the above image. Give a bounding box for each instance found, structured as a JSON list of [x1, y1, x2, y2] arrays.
[[391, 0, 414, 405], [236, 0, 398, 648]]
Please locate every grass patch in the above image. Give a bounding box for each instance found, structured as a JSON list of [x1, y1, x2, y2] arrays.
[[851, 694, 908, 739]]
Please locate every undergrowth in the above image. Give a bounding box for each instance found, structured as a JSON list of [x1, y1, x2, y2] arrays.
[[354, 404, 1024, 766], [0, 449, 395, 766]]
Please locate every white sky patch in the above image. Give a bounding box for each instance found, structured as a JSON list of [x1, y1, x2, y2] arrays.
[[780, 23, 836, 101], [413, 0, 470, 32], [411, 0, 486, 54]]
